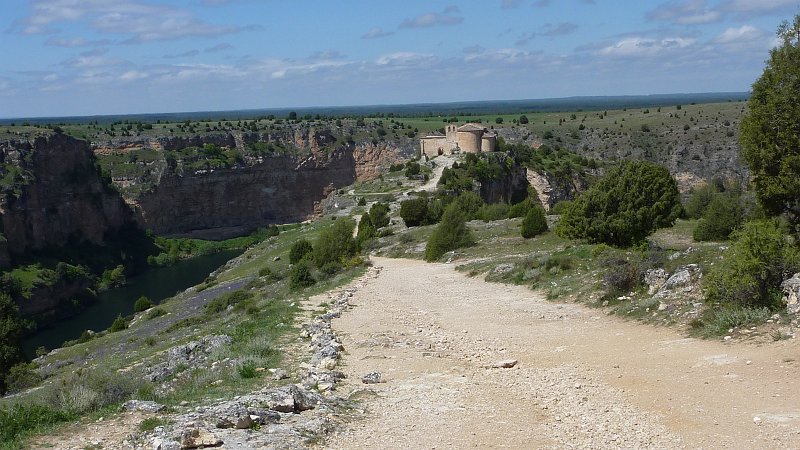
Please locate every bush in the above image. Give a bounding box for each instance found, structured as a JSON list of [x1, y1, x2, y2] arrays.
[[453, 191, 484, 220], [205, 290, 253, 314], [134, 296, 154, 313], [356, 214, 376, 248], [4, 362, 42, 394], [684, 183, 718, 219], [693, 194, 744, 241], [238, 360, 259, 379], [705, 219, 799, 309], [507, 199, 534, 218], [369, 202, 390, 228], [425, 203, 475, 261], [289, 239, 313, 264], [521, 206, 548, 238], [602, 257, 643, 293], [698, 306, 772, 336], [557, 161, 681, 247], [145, 307, 166, 320], [404, 161, 421, 178], [476, 203, 509, 221], [357, 197, 367, 206], [313, 217, 356, 268], [289, 261, 316, 290], [109, 315, 127, 332], [400, 197, 434, 227]]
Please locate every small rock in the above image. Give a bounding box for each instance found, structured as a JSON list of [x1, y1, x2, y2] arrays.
[[180, 428, 222, 449], [273, 256, 281, 262], [753, 416, 762, 425], [271, 368, 289, 380], [122, 400, 165, 413], [361, 372, 382, 384], [491, 359, 518, 369], [723, 336, 732, 341]]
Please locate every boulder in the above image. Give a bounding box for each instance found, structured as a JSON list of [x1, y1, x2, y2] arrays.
[[180, 428, 222, 449], [491, 359, 518, 369], [782, 273, 800, 314], [361, 372, 382, 384], [644, 268, 668, 295], [122, 400, 165, 413]]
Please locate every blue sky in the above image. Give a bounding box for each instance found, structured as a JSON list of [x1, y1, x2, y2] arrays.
[[0, 0, 797, 118]]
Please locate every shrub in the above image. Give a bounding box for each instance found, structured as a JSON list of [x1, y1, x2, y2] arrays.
[[476, 203, 509, 221], [684, 183, 718, 219], [705, 219, 799, 309], [4, 362, 42, 393], [109, 315, 127, 332], [556, 160, 681, 247], [602, 257, 643, 293], [134, 296, 154, 313], [313, 217, 356, 268], [289, 239, 313, 264], [693, 193, 744, 241], [369, 202, 390, 228], [521, 206, 548, 238], [357, 197, 367, 206], [289, 261, 316, 290], [404, 161, 421, 178], [400, 197, 432, 227], [145, 307, 166, 320], [356, 214, 376, 248], [425, 203, 475, 261], [238, 361, 259, 379], [507, 199, 534, 218], [205, 290, 253, 314], [698, 306, 772, 336]]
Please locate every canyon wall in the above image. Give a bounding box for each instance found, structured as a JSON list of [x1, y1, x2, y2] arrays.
[[0, 133, 136, 261]]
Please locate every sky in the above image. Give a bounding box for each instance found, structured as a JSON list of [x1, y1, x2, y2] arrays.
[[0, 0, 797, 118]]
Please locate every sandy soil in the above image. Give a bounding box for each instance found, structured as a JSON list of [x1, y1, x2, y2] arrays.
[[324, 257, 800, 449]]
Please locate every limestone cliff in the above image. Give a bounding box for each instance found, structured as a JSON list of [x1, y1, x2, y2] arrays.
[[525, 169, 590, 211], [94, 128, 411, 239], [0, 133, 136, 261], [132, 147, 358, 239]]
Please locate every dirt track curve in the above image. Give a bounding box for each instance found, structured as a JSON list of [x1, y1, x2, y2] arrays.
[[323, 257, 800, 449]]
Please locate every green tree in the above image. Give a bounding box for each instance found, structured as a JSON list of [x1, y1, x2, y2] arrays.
[[369, 202, 390, 228], [133, 296, 154, 313], [521, 206, 548, 238], [557, 160, 682, 247], [0, 293, 26, 394], [289, 239, 313, 264], [289, 261, 316, 290], [693, 193, 744, 241], [519, 115, 529, 124], [313, 217, 356, 268], [356, 213, 376, 247], [400, 197, 432, 227], [740, 15, 800, 234], [425, 203, 475, 261]]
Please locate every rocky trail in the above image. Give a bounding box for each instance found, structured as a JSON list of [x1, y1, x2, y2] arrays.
[[324, 257, 800, 449]]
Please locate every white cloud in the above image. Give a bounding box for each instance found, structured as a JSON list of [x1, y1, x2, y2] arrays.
[[362, 27, 394, 39], [120, 70, 147, 81], [714, 25, 762, 44], [399, 6, 463, 29], [597, 36, 696, 58], [12, 0, 255, 43], [646, 0, 721, 25]]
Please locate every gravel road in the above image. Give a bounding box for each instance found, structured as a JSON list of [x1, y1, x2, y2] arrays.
[[324, 257, 800, 449]]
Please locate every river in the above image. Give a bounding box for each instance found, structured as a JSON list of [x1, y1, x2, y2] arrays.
[[22, 250, 241, 358]]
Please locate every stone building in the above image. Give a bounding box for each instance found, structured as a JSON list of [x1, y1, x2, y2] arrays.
[[420, 123, 497, 157]]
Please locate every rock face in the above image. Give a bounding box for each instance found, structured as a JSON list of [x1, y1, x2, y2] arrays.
[[95, 130, 411, 239], [525, 168, 589, 211], [0, 133, 136, 259], [782, 273, 800, 315], [479, 160, 529, 205], [132, 148, 358, 239]]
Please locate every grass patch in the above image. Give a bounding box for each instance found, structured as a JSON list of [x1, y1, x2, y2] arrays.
[[138, 417, 169, 432], [694, 306, 772, 337]]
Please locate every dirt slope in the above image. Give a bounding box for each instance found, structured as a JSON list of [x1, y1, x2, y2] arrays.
[[324, 257, 800, 449]]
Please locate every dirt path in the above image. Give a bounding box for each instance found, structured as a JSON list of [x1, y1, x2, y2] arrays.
[[325, 257, 800, 449]]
